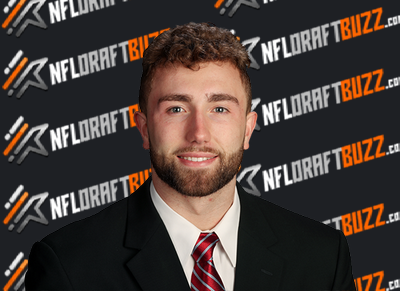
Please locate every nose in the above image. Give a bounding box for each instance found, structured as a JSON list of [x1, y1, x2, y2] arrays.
[[185, 110, 211, 145]]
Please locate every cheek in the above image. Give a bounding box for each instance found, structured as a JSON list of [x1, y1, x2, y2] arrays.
[[212, 121, 245, 149], [150, 120, 181, 150]]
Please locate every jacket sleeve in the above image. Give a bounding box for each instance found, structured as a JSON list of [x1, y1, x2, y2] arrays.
[[331, 230, 356, 291], [25, 241, 74, 291]]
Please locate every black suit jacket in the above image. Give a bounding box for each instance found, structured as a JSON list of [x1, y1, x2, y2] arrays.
[[26, 178, 356, 291]]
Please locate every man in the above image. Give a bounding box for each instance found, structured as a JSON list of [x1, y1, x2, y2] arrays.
[[26, 22, 356, 291]]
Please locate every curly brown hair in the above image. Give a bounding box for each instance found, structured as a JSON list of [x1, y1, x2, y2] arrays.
[[139, 22, 252, 115]]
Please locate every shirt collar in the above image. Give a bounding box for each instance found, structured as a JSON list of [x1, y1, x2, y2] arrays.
[[150, 181, 240, 268]]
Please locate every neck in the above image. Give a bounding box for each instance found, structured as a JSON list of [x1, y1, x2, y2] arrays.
[[152, 172, 236, 231]]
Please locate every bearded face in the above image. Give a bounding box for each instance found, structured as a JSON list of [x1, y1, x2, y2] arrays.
[[135, 62, 257, 198]]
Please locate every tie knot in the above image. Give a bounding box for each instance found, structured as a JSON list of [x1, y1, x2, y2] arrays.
[[191, 232, 220, 263]]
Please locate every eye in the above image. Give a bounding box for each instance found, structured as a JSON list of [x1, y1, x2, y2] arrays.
[[214, 107, 228, 113], [168, 107, 184, 113]]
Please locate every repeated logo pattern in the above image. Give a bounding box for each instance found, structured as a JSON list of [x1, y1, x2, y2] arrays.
[[1, 0, 399, 288]]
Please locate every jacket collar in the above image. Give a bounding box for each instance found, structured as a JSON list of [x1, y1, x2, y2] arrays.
[[123, 177, 284, 291]]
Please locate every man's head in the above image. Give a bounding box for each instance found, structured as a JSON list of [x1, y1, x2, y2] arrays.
[[134, 22, 257, 198]]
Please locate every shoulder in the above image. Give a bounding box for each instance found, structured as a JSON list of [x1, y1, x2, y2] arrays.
[[236, 186, 355, 289], [238, 183, 341, 247], [237, 184, 350, 278], [26, 180, 156, 290], [41, 178, 152, 250]]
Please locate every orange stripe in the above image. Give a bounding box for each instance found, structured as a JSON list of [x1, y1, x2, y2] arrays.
[[2, 0, 27, 29], [2, 57, 28, 90], [4, 259, 28, 291], [3, 123, 28, 156], [214, 0, 225, 8], [3, 192, 28, 225]]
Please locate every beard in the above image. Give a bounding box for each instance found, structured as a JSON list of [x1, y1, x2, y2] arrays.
[[149, 140, 244, 197]]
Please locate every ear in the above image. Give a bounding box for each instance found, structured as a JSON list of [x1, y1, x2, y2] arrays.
[[134, 111, 149, 150], [243, 111, 257, 150]]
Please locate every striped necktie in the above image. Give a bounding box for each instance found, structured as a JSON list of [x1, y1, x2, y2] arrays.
[[190, 232, 225, 291]]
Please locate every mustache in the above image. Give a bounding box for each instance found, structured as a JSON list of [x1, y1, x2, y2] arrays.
[[173, 146, 219, 156]]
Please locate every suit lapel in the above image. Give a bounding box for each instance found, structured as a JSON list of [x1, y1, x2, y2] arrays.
[[123, 178, 284, 290], [234, 182, 284, 291], [124, 178, 191, 291]]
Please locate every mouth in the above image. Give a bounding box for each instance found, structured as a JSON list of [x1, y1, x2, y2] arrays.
[[177, 156, 217, 162]]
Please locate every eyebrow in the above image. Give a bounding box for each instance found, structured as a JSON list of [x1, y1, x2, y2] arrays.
[[158, 94, 192, 105], [157, 93, 239, 105], [206, 93, 239, 105]]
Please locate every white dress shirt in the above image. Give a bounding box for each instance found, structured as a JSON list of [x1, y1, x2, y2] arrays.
[[150, 181, 240, 291]]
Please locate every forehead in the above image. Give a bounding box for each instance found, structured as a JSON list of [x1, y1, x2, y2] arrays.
[[148, 62, 246, 108]]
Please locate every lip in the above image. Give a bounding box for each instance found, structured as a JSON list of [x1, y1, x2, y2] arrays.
[[177, 152, 217, 158], [177, 155, 218, 167]]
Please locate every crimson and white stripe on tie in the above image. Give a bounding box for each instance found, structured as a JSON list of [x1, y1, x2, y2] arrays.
[[191, 232, 225, 291]]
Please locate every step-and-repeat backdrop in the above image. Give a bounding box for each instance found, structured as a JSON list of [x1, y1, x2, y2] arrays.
[[1, 0, 399, 289]]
